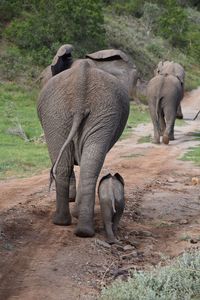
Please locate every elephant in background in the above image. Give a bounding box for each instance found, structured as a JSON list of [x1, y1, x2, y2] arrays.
[[85, 49, 138, 100], [147, 74, 182, 144], [37, 59, 129, 237], [155, 61, 185, 119]]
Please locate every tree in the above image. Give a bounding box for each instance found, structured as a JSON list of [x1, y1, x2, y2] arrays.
[[156, 0, 189, 48]]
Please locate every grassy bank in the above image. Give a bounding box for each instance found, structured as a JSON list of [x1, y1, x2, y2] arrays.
[[0, 82, 50, 179], [0, 85, 147, 179]]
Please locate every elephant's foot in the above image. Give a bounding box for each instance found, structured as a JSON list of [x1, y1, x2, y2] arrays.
[[163, 134, 169, 145], [75, 222, 95, 237], [53, 212, 72, 226]]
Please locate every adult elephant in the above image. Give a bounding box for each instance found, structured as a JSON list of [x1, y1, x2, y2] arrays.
[[155, 61, 185, 119], [85, 49, 138, 100], [37, 45, 138, 101], [37, 59, 130, 237], [147, 74, 182, 144]]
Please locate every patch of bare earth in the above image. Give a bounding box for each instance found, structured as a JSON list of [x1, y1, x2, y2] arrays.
[[0, 88, 200, 299]]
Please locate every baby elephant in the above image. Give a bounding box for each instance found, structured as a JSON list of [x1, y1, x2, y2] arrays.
[[98, 173, 125, 244]]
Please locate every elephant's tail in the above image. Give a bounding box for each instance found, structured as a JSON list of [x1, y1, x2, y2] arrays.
[[155, 75, 165, 132], [49, 110, 90, 191], [108, 178, 116, 214]]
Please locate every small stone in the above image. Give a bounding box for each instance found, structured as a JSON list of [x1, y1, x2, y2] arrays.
[[95, 239, 111, 249], [192, 177, 200, 185], [128, 237, 139, 247], [179, 219, 188, 225], [142, 230, 153, 237], [190, 238, 199, 244], [121, 250, 138, 260], [123, 245, 135, 251]]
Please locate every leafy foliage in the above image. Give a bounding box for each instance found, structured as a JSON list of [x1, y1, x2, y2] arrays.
[[4, 0, 106, 65], [100, 251, 200, 300], [156, 0, 189, 48]]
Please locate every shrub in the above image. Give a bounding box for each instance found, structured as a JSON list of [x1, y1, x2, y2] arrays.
[[100, 251, 200, 300], [4, 0, 106, 65], [156, 0, 189, 48], [108, 0, 145, 18]]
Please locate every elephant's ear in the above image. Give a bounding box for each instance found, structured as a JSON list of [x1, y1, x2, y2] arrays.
[[156, 61, 164, 73], [98, 173, 112, 187], [51, 44, 74, 76], [86, 49, 129, 62], [114, 173, 124, 186]]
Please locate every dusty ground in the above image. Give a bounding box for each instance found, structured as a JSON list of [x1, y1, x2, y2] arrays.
[[0, 88, 200, 300]]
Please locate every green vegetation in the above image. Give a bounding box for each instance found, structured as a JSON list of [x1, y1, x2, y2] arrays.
[[182, 146, 200, 165], [137, 135, 151, 143], [121, 104, 150, 139], [0, 82, 49, 179], [180, 131, 200, 165], [1, 0, 105, 66], [100, 251, 200, 300]]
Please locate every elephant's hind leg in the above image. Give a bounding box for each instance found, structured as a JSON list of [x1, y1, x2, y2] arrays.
[[69, 170, 76, 202], [53, 169, 72, 226], [75, 144, 106, 237], [149, 107, 161, 144]]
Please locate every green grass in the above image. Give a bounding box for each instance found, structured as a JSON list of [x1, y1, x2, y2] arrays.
[[182, 146, 200, 165], [121, 103, 150, 139], [0, 81, 50, 179], [176, 119, 187, 126], [137, 134, 151, 144], [100, 251, 200, 300]]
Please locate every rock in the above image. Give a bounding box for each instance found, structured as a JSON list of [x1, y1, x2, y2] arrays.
[[142, 230, 153, 237], [192, 177, 200, 185], [190, 238, 199, 244], [121, 250, 138, 260], [128, 237, 139, 247], [95, 239, 111, 249], [123, 245, 135, 251], [179, 219, 188, 225]]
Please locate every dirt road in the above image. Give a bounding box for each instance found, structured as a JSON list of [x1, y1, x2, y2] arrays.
[[0, 88, 200, 300]]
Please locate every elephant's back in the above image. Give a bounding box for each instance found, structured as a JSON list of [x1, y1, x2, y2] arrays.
[[37, 63, 129, 121]]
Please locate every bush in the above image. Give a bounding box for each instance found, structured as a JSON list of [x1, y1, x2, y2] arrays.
[[4, 0, 106, 65], [156, 0, 189, 48], [108, 0, 145, 18], [100, 251, 200, 300]]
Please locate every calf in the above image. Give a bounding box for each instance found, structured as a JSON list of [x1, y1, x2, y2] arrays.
[[98, 173, 125, 244]]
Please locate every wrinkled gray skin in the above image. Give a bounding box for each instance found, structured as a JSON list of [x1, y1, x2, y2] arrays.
[[147, 74, 182, 144], [155, 61, 185, 119], [98, 173, 125, 244], [37, 46, 138, 101], [86, 49, 138, 100], [37, 59, 129, 237]]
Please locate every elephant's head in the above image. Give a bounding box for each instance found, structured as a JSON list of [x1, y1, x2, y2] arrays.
[[51, 44, 74, 76]]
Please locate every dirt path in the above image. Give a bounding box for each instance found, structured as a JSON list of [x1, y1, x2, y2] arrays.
[[0, 88, 200, 300]]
